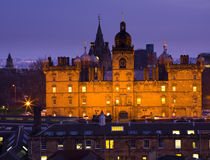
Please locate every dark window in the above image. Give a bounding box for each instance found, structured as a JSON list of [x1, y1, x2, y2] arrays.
[[95, 140, 101, 149], [144, 140, 149, 148], [130, 140, 136, 148], [158, 139, 164, 148], [41, 140, 46, 150], [53, 99, 56, 104], [119, 58, 126, 69], [131, 156, 136, 160]]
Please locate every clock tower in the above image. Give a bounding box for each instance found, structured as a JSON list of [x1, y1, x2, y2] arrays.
[[112, 20, 134, 121]]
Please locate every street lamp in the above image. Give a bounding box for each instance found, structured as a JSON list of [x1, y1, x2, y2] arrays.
[[12, 84, 16, 103], [24, 97, 33, 114]]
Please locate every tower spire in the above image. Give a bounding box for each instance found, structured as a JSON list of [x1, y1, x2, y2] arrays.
[[98, 14, 101, 24]]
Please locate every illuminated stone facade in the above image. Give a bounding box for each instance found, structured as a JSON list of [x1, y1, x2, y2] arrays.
[[43, 20, 204, 121]]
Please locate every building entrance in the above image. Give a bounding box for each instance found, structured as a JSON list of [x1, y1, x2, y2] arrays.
[[119, 111, 128, 119]]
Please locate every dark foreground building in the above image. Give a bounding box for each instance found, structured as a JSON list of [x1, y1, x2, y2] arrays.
[[29, 118, 210, 160]]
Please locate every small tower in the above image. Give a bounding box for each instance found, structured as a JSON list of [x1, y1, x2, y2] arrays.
[[5, 53, 14, 68], [99, 111, 106, 126]]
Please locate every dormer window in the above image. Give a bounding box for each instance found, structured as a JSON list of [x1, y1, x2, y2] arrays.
[[119, 58, 126, 69]]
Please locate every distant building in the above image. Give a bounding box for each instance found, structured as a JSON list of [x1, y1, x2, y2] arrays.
[[43, 19, 204, 120], [198, 53, 210, 110], [134, 44, 157, 70], [5, 53, 14, 68]]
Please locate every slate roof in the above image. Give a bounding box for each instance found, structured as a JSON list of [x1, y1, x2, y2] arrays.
[[37, 122, 210, 137]]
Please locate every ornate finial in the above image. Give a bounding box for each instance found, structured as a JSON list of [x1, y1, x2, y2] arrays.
[[98, 14, 101, 24], [161, 40, 167, 53], [83, 41, 87, 53], [121, 12, 124, 22]]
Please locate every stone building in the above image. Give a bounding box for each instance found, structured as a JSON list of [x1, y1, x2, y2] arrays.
[[43, 20, 204, 121], [29, 120, 210, 160]]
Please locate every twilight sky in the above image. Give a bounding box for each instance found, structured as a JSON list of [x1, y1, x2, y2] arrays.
[[0, 0, 210, 59]]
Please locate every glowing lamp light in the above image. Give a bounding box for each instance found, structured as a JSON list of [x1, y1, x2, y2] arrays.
[[23, 97, 34, 114]]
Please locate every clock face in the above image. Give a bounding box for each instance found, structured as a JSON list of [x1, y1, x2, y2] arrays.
[[119, 58, 126, 68]]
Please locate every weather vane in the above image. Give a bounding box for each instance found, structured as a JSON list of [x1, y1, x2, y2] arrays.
[[121, 12, 124, 22], [83, 41, 87, 53], [161, 40, 167, 52]]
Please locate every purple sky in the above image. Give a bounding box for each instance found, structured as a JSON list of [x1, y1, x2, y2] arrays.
[[0, 0, 210, 59]]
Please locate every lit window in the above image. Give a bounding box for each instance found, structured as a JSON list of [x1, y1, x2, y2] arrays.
[[106, 140, 114, 149], [161, 97, 166, 104], [172, 86, 176, 91], [175, 139, 181, 149], [172, 112, 176, 117], [76, 142, 82, 150], [41, 156, 47, 160], [142, 156, 147, 160], [116, 99, 119, 105], [57, 143, 63, 150], [83, 113, 86, 117], [176, 154, 182, 157], [209, 140, 210, 149], [82, 86, 86, 92], [162, 112, 165, 117], [173, 98, 176, 104], [0, 137, 3, 142], [85, 140, 92, 149], [69, 113, 72, 117], [193, 86, 197, 92], [187, 130, 195, 135], [137, 98, 141, 105], [127, 86, 131, 91], [192, 154, 199, 159], [52, 87, 56, 93], [82, 98, 86, 104], [192, 141, 197, 149], [106, 100, 110, 105], [172, 130, 180, 135], [111, 126, 124, 132], [161, 86, 165, 92], [68, 86, 72, 93], [116, 87, 119, 92]]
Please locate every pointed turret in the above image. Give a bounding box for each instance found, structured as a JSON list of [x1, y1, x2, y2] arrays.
[[5, 53, 14, 68], [94, 21, 105, 58], [88, 17, 112, 71]]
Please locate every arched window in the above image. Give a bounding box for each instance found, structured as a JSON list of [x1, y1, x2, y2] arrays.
[[119, 58, 126, 69]]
